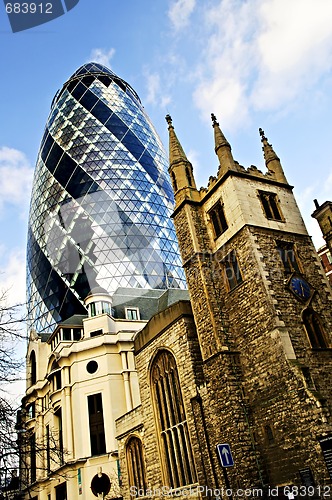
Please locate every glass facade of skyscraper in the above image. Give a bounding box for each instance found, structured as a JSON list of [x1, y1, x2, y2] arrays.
[[27, 63, 186, 333]]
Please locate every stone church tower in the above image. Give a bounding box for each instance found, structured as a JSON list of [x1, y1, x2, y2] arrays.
[[165, 113, 332, 488]]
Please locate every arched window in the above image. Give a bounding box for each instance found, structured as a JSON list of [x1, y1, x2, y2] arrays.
[[264, 425, 275, 444], [49, 360, 62, 391], [303, 309, 329, 349], [150, 350, 196, 488], [185, 166, 192, 187], [30, 351, 36, 386], [171, 172, 177, 192], [126, 436, 147, 495]]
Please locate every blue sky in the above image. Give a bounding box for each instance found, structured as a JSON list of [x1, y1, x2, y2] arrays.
[[1, 0, 332, 313]]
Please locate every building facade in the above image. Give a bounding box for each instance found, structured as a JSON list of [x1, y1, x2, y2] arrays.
[[27, 62, 186, 334], [116, 116, 332, 496], [316, 244, 332, 284], [21, 63, 332, 500]]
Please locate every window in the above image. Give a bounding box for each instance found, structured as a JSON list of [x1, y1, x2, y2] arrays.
[[222, 251, 243, 291], [90, 329, 103, 337], [27, 402, 35, 419], [88, 393, 106, 456], [73, 328, 82, 340], [301, 367, 315, 390], [89, 301, 112, 317], [87, 360, 98, 374], [49, 361, 61, 391], [101, 301, 112, 314], [185, 166, 192, 187], [303, 309, 329, 349], [151, 350, 196, 488], [126, 307, 140, 320], [55, 482, 67, 500], [259, 191, 283, 221], [171, 172, 177, 192], [55, 408, 64, 465], [264, 425, 275, 444], [89, 302, 97, 317], [327, 251, 332, 265], [30, 351, 37, 385], [126, 437, 147, 495], [62, 328, 71, 341], [208, 201, 228, 238], [276, 241, 301, 273]]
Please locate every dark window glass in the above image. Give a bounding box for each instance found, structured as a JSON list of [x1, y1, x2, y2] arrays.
[[259, 191, 283, 221], [55, 371, 62, 390], [301, 367, 315, 389], [46, 141, 63, 174], [80, 90, 99, 111], [73, 328, 82, 341], [105, 114, 128, 141], [27, 402, 35, 419], [66, 80, 78, 93], [171, 172, 177, 192], [209, 201, 228, 238], [151, 350, 196, 488], [81, 75, 95, 87], [55, 482, 67, 500], [55, 409, 64, 465], [276, 241, 301, 273], [62, 328, 71, 341], [265, 425, 275, 444], [41, 132, 53, 162], [303, 309, 329, 349], [90, 329, 103, 337], [88, 393, 106, 456], [97, 75, 112, 87], [30, 351, 37, 385], [126, 437, 147, 495], [223, 251, 243, 291], [87, 360, 98, 374], [71, 82, 87, 101], [90, 302, 96, 317], [53, 155, 77, 188], [91, 100, 112, 124], [185, 166, 192, 187]]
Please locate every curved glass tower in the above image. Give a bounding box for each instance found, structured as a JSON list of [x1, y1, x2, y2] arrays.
[[27, 62, 186, 333]]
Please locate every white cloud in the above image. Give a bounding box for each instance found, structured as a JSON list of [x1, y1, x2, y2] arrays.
[[90, 48, 116, 68], [189, 0, 332, 129], [253, 0, 332, 109], [0, 147, 33, 214], [0, 248, 26, 306], [144, 71, 172, 108], [145, 73, 161, 105], [168, 0, 196, 31]]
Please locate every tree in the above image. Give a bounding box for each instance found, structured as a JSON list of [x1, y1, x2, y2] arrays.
[[0, 290, 26, 498]]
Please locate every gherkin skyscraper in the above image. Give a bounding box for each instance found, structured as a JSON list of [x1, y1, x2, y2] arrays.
[[27, 62, 186, 333]]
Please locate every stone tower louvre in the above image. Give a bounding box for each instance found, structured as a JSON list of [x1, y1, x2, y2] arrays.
[[167, 115, 332, 487]]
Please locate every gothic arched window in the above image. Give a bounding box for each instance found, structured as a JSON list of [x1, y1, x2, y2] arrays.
[[185, 166, 192, 187], [303, 309, 329, 349], [150, 350, 196, 488], [171, 172, 178, 192], [30, 351, 36, 386], [126, 436, 147, 495]]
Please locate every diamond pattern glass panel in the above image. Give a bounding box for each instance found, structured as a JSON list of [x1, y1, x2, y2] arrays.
[[27, 63, 186, 333]]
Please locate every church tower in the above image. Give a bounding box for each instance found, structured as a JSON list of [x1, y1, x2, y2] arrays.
[[167, 114, 332, 488]]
